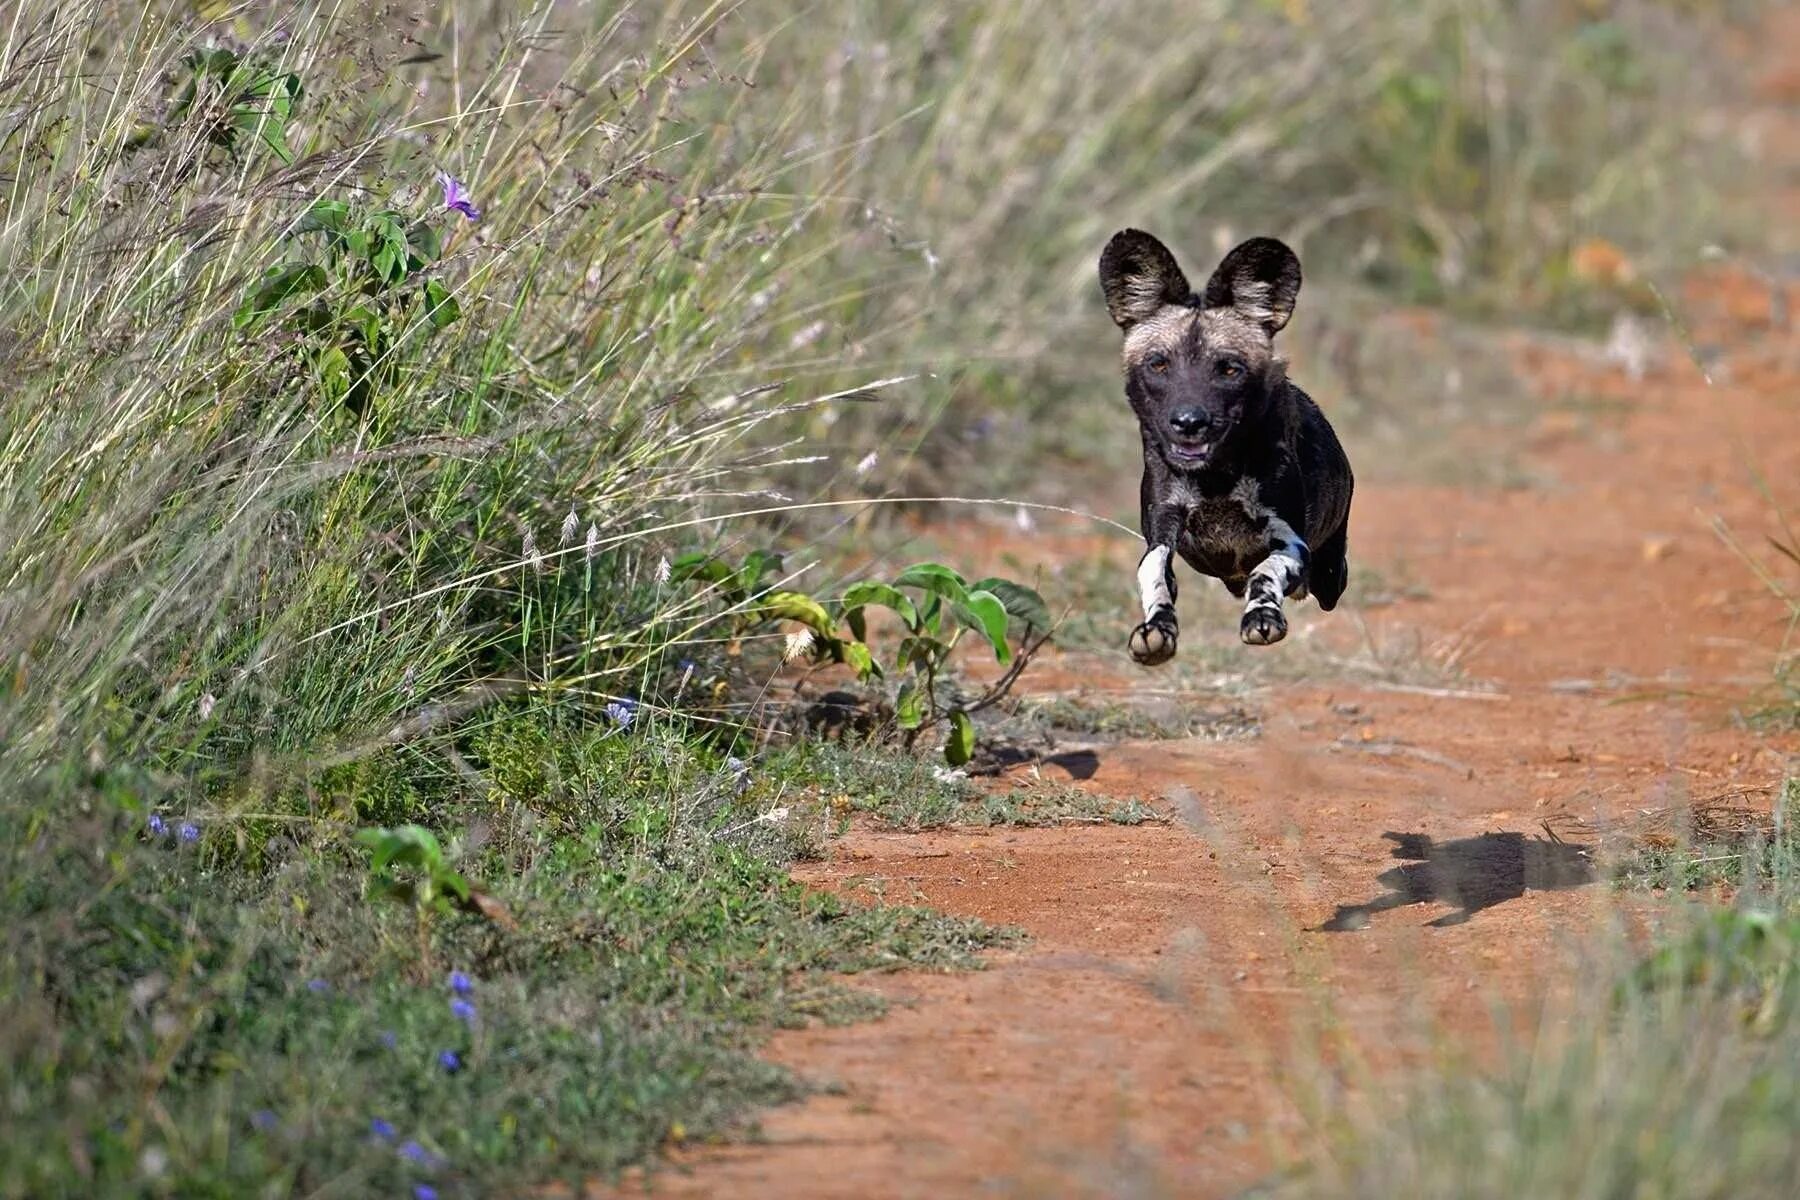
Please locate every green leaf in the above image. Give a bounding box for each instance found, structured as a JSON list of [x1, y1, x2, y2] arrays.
[[895, 679, 927, 730], [423, 279, 461, 330], [955, 589, 1012, 663], [669, 552, 735, 587], [408, 221, 444, 263], [354, 824, 442, 875], [299, 199, 351, 235], [737, 549, 785, 594], [971, 577, 1052, 634], [316, 346, 351, 403], [945, 709, 975, 766], [234, 262, 326, 330], [893, 561, 970, 605], [841, 639, 879, 681], [840, 581, 919, 631], [759, 591, 835, 638]]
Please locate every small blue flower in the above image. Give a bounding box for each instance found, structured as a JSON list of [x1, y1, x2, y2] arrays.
[[399, 1140, 431, 1164], [678, 658, 697, 673], [450, 998, 476, 1025], [435, 170, 480, 221], [177, 822, 199, 843], [437, 1049, 462, 1073], [250, 1109, 278, 1132], [369, 1117, 397, 1141], [306, 978, 330, 994], [414, 1186, 439, 1200], [448, 970, 473, 996], [147, 814, 166, 836], [604, 697, 637, 728], [379, 1030, 399, 1051]]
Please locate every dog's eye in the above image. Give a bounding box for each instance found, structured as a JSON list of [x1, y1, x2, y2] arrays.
[[1215, 358, 1244, 380], [1144, 353, 1170, 374]]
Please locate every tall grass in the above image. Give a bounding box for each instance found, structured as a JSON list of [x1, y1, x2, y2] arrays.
[[0, 0, 1775, 1194]]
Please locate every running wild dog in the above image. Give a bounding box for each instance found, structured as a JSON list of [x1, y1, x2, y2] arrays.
[[1098, 229, 1354, 664]]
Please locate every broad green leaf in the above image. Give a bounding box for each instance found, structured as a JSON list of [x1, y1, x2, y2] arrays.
[[944, 709, 975, 766], [234, 262, 326, 330], [423, 279, 461, 330], [895, 679, 927, 730], [669, 552, 735, 586], [841, 639, 879, 681], [408, 221, 444, 263], [737, 549, 785, 594], [894, 561, 969, 605], [299, 199, 351, 235], [919, 593, 943, 636], [355, 824, 442, 874], [971, 577, 1052, 634], [316, 346, 351, 403], [760, 591, 835, 638], [955, 589, 1012, 663], [841, 581, 919, 630]]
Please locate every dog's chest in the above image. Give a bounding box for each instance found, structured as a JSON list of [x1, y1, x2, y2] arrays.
[[1170, 477, 1273, 577]]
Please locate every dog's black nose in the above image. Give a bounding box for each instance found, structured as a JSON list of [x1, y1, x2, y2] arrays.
[[1170, 407, 1210, 437]]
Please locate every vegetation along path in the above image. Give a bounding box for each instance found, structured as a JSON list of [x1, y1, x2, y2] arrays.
[[617, 34, 1800, 1200]]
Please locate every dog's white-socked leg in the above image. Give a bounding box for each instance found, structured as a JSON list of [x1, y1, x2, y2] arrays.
[[1129, 543, 1179, 665], [1240, 518, 1310, 646]]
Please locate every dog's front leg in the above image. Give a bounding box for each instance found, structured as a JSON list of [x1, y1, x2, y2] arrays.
[[1241, 518, 1309, 646], [1129, 506, 1184, 665]]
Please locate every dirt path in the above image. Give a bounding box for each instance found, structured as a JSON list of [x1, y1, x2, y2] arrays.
[[610, 20, 1800, 1199]]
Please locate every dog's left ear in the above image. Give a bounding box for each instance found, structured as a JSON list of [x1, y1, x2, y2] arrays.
[[1201, 237, 1301, 335]]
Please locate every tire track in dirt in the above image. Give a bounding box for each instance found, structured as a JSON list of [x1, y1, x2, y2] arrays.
[[604, 19, 1800, 1197]]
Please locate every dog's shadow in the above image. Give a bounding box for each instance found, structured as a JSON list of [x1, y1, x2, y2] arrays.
[[1317, 830, 1597, 931]]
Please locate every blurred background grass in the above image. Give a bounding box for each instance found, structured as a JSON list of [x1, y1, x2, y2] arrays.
[[0, 0, 1788, 1195]]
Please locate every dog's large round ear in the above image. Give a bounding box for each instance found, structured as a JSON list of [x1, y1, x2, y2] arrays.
[[1201, 237, 1301, 335], [1099, 229, 1191, 330]]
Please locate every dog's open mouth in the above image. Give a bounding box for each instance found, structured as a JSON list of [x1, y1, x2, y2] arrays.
[[1166, 440, 1212, 467]]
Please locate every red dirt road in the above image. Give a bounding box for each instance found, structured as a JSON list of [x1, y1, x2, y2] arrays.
[[607, 19, 1800, 1199]]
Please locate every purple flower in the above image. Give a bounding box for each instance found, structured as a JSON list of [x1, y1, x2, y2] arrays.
[[436, 171, 480, 221], [370, 1117, 397, 1141], [306, 978, 330, 994], [604, 697, 637, 728], [147, 814, 166, 836], [448, 970, 473, 996], [177, 822, 199, 843], [414, 1186, 439, 1200], [250, 1109, 278, 1132], [450, 998, 476, 1025], [437, 1049, 462, 1073], [399, 1140, 431, 1164], [379, 1030, 399, 1051]]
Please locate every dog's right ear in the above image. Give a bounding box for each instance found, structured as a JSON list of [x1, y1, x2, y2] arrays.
[[1099, 229, 1191, 330]]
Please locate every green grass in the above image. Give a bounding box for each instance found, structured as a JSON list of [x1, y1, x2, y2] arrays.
[[0, 716, 1011, 1197]]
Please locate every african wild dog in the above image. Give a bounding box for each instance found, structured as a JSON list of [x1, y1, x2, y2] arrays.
[[1098, 229, 1353, 664]]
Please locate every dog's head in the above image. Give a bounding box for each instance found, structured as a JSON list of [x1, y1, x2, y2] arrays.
[[1098, 230, 1300, 472]]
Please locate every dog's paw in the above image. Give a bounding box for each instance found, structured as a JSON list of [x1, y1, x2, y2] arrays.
[[1239, 604, 1287, 646], [1128, 617, 1178, 666]]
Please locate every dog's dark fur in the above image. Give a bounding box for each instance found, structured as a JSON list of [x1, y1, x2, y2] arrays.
[[1098, 229, 1353, 663]]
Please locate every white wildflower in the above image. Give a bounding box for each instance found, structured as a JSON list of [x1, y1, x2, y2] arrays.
[[1014, 505, 1036, 532], [855, 450, 879, 476], [932, 766, 968, 783], [197, 692, 216, 720], [655, 555, 672, 585], [584, 523, 600, 563], [783, 629, 815, 662], [560, 507, 579, 545]]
